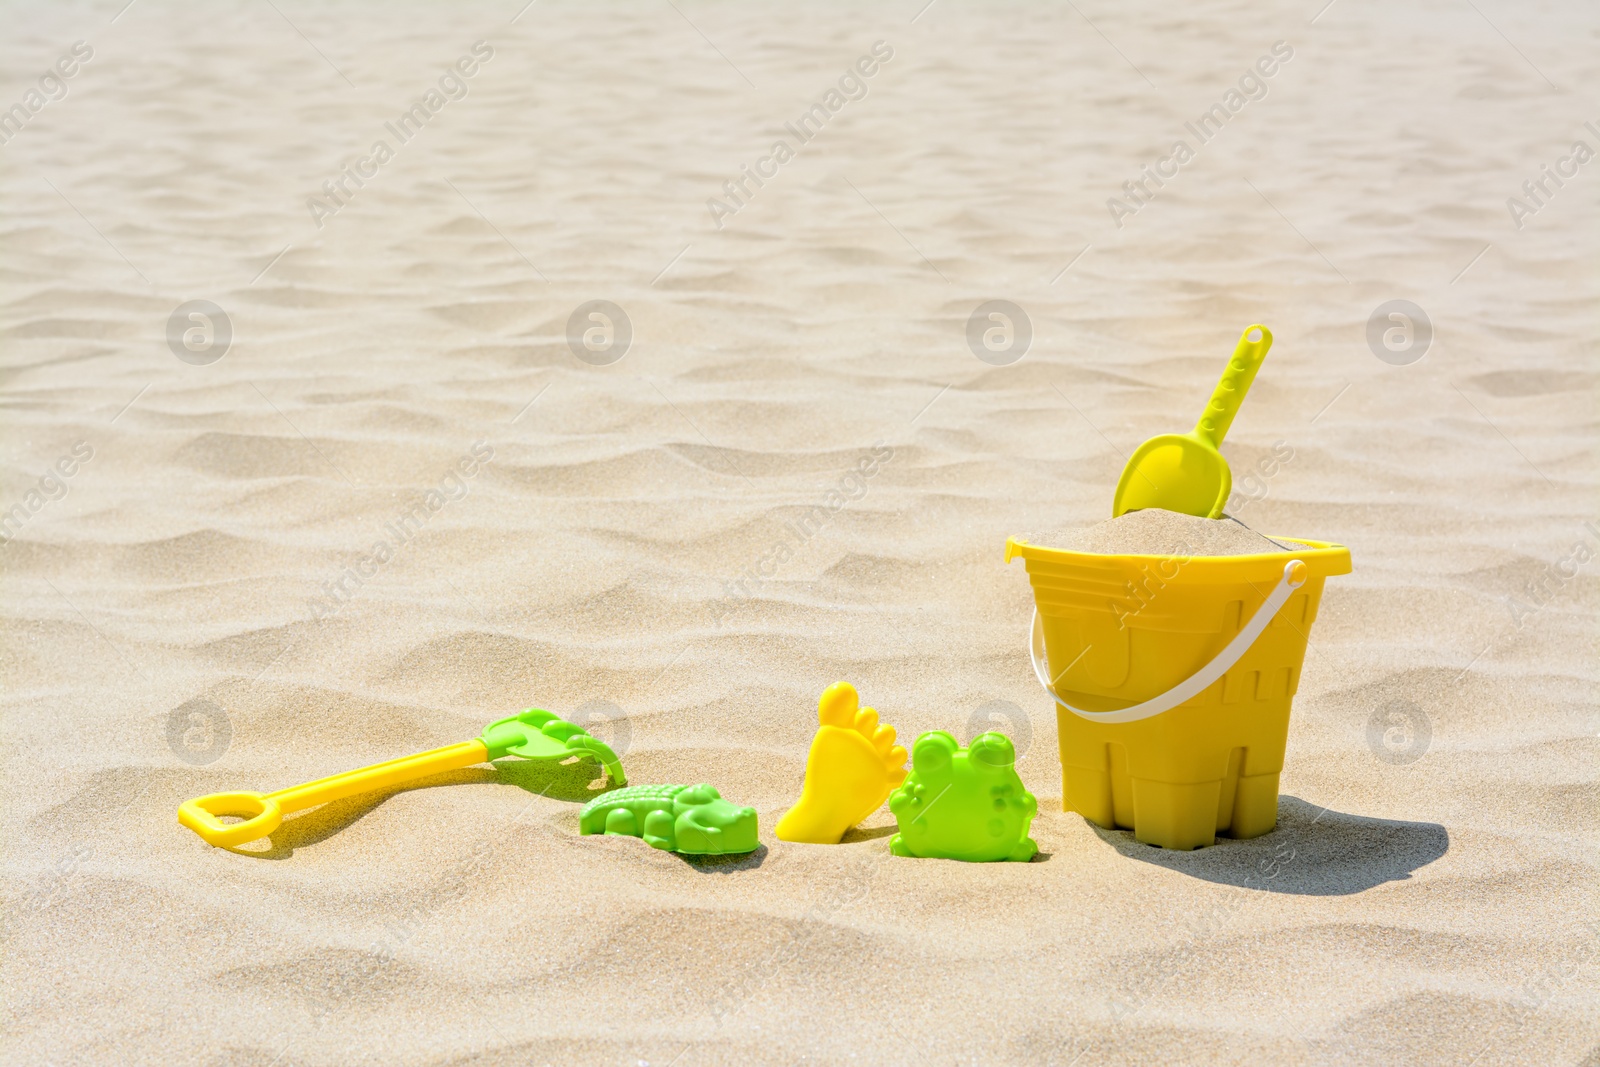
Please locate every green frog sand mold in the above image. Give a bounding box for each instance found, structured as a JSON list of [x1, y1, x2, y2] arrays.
[[890, 731, 1038, 862]]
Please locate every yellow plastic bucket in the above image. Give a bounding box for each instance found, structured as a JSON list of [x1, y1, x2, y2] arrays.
[[1005, 536, 1351, 850]]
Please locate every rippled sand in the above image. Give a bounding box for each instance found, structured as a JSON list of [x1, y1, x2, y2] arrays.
[[3, 2, 1597, 1064]]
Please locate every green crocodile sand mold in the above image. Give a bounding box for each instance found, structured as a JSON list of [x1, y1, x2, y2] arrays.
[[579, 784, 759, 855]]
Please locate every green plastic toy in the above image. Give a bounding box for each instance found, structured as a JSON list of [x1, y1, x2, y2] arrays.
[[579, 783, 759, 855], [889, 731, 1038, 862], [478, 709, 627, 780]]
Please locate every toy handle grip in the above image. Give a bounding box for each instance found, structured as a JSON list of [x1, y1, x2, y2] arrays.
[[179, 791, 284, 848], [1194, 324, 1272, 447]]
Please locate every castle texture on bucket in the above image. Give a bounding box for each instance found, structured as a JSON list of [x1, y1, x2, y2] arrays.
[[1006, 536, 1351, 850]]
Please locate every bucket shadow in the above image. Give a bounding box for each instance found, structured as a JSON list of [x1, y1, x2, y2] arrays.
[[1090, 795, 1448, 895], [230, 757, 614, 860]]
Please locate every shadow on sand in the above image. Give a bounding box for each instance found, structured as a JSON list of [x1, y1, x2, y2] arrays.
[[676, 844, 768, 873], [839, 824, 896, 843], [1090, 795, 1448, 895]]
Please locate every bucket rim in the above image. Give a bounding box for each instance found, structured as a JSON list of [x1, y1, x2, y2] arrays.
[[1005, 534, 1352, 576]]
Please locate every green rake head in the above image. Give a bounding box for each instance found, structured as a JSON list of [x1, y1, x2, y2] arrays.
[[480, 708, 627, 786]]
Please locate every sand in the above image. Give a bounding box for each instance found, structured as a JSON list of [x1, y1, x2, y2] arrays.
[[1061, 508, 1299, 556], [3, 2, 1597, 1065]]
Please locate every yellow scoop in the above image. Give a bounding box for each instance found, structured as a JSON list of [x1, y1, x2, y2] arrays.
[[1112, 324, 1273, 519]]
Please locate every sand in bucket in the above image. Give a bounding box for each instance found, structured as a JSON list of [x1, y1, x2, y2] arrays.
[[1007, 508, 1350, 850]]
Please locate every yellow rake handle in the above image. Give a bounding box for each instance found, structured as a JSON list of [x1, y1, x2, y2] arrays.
[[178, 739, 489, 848]]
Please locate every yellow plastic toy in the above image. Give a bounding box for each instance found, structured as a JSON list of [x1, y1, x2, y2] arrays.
[[178, 709, 625, 848], [1007, 537, 1351, 850], [775, 681, 908, 844], [1112, 324, 1273, 519]]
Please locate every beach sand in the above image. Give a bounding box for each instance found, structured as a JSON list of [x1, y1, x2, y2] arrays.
[[1058, 507, 1299, 555], [2, 2, 1597, 1064]]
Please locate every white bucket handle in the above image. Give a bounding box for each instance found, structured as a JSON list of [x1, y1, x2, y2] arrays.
[[1030, 559, 1308, 724]]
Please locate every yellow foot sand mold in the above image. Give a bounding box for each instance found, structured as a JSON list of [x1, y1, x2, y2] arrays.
[[775, 681, 909, 844]]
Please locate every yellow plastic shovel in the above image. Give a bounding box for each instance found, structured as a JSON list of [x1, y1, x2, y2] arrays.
[[178, 708, 625, 848], [1112, 324, 1273, 519]]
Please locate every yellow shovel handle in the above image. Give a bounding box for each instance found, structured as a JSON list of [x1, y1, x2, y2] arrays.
[[1195, 324, 1273, 447], [178, 739, 489, 848]]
